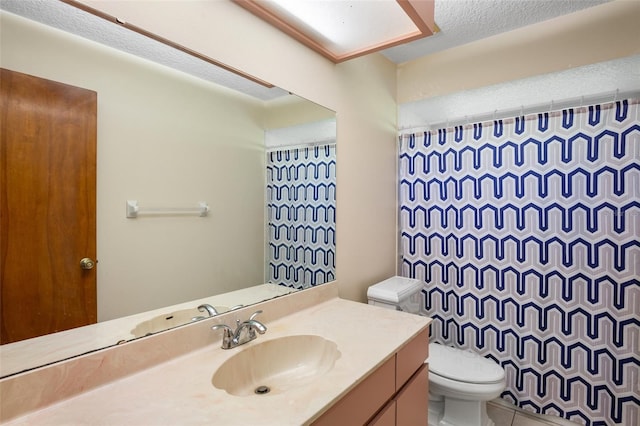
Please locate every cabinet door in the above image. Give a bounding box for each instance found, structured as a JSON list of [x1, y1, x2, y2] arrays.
[[396, 363, 428, 426], [312, 357, 395, 426], [368, 400, 396, 426]]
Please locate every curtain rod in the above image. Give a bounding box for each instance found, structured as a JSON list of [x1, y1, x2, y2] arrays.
[[400, 89, 640, 134], [266, 140, 336, 153]]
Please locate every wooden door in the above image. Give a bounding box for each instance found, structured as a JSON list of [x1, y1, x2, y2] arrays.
[[0, 68, 97, 344]]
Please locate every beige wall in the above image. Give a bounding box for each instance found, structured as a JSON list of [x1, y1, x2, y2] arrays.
[[398, 0, 640, 103], [1, 13, 269, 320], [264, 96, 335, 131], [81, 0, 400, 303]]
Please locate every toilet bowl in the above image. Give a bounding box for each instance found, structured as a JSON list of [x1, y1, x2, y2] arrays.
[[427, 342, 505, 426], [367, 276, 506, 426]]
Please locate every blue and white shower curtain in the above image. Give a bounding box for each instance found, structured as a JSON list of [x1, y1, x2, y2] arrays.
[[266, 144, 336, 289], [399, 99, 639, 425]]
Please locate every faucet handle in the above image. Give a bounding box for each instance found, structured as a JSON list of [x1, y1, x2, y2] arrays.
[[246, 311, 266, 340], [211, 324, 233, 349]]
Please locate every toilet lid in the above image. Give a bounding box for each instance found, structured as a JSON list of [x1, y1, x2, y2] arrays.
[[428, 343, 505, 384]]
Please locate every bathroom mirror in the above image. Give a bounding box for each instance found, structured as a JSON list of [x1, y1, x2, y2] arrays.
[[0, 1, 335, 377]]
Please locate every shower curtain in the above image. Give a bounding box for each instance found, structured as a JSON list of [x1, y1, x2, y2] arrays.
[[398, 99, 639, 425], [266, 144, 336, 289]]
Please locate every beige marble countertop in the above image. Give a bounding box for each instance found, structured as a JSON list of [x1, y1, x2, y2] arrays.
[[3, 297, 430, 425]]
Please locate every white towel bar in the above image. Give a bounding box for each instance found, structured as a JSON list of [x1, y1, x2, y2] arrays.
[[126, 200, 209, 218]]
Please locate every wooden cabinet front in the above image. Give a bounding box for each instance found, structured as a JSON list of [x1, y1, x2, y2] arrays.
[[311, 357, 395, 426], [396, 363, 429, 426], [369, 400, 396, 426], [313, 327, 430, 426]]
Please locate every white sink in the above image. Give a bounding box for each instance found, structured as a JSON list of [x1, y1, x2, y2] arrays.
[[212, 335, 340, 396], [131, 306, 229, 337]]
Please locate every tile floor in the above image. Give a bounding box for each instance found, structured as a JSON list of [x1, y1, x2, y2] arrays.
[[487, 401, 580, 426]]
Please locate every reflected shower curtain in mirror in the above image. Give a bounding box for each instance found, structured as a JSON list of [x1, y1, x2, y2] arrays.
[[266, 144, 336, 289], [398, 99, 639, 425]]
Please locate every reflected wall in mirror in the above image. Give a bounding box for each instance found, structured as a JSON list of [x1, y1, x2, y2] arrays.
[[0, 1, 335, 378]]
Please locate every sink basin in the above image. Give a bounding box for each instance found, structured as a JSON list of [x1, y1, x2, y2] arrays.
[[131, 306, 229, 337], [212, 335, 340, 396]]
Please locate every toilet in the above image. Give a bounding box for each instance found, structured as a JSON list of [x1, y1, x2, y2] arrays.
[[367, 276, 506, 426]]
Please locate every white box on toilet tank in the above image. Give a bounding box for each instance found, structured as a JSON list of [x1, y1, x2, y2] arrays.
[[367, 276, 423, 314]]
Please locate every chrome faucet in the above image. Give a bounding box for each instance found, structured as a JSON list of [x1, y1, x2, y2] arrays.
[[198, 304, 219, 317], [211, 310, 267, 349]]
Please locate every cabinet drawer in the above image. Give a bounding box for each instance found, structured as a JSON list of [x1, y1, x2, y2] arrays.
[[395, 328, 429, 391]]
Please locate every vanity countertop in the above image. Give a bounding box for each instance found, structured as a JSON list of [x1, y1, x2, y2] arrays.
[[3, 297, 430, 425]]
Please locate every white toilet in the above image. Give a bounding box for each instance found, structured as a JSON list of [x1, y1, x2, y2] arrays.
[[367, 276, 506, 426]]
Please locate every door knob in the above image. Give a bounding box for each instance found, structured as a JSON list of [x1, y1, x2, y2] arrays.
[[80, 257, 96, 270]]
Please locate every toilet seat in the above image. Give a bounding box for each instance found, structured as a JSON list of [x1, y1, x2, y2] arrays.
[[428, 343, 504, 384], [429, 369, 506, 401]]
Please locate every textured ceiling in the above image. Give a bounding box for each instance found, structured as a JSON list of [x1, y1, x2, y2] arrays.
[[0, 0, 288, 100], [382, 0, 611, 63], [1, 0, 613, 97]]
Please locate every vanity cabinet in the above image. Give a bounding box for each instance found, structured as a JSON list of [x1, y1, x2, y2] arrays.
[[390, 363, 429, 425], [312, 328, 429, 426]]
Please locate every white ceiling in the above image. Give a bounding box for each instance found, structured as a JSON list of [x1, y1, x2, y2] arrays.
[[382, 0, 611, 63], [0, 0, 289, 100], [1, 0, 613, 97]]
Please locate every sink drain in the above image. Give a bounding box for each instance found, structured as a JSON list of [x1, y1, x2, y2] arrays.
[[254, 385, 271, 395]]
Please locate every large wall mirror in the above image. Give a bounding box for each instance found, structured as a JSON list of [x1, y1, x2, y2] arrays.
[[0, 1, 336, 377]]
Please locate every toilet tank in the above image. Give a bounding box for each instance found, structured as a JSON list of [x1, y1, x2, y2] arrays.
[[367, 276, 423, 314]]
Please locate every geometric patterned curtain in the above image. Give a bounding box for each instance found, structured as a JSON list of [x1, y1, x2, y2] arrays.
[[266, 144, 336, 289], [398, 99, 640, 425]]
